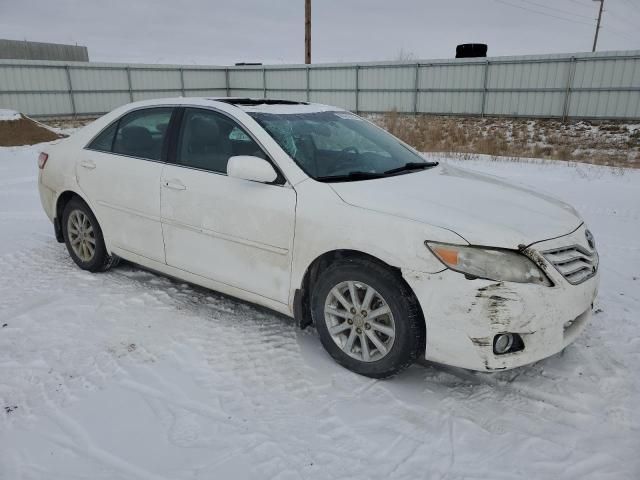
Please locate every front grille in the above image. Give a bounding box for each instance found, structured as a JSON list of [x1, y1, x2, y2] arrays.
[[543, 244, 598, 285]]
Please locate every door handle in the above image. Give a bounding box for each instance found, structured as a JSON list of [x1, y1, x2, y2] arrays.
[[80, 160, 96, 170], [164, 180, 186, 191]]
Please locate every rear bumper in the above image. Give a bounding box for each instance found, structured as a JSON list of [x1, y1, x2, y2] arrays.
[[403, 226, 599, 371]]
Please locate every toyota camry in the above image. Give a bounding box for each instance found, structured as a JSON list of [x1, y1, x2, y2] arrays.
[[37, 97, 599, 378]]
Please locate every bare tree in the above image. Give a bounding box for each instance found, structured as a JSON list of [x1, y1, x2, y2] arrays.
[[395, 48, 416, 62]]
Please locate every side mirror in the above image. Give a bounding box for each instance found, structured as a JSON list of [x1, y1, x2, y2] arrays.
[[227, 156, 278, 183]]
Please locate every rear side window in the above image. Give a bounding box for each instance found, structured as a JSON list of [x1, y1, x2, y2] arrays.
[[87, 122, 117, 152], [176, 108, 266, 174], [112, 108, 173, 161]]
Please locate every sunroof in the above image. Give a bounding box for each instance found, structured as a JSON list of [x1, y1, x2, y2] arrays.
[[212, 98, 308, 106]]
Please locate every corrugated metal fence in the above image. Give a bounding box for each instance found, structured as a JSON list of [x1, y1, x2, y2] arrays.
[[1, 50, 639, 120]]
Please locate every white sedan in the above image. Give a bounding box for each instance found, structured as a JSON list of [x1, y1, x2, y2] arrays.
[[37, 97, 599, 378]]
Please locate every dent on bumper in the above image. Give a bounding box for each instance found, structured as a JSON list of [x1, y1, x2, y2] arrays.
[[402, 268, 599, 371]]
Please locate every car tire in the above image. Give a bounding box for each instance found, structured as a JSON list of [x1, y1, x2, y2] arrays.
[[310, 258, 425, 379], [62, 197, 118, 272]]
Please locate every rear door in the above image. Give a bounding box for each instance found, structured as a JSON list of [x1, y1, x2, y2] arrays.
[[78, 107, 174, 262], [160, 107, 296, 304]]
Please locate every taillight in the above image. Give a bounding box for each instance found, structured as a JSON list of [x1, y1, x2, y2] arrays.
[[38, 152, 49, 169]]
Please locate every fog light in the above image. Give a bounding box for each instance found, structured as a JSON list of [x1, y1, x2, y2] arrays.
[[493, 333, 514, 354]]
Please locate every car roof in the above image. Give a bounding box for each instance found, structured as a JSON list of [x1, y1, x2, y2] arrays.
[[209, 98, 343, 115], [117, 97, 344, 115]]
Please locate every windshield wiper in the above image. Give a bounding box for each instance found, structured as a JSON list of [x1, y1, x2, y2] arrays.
[[384, 161, 439, 175], [316, 162, 439, 182], [316, 171, 387, 182]]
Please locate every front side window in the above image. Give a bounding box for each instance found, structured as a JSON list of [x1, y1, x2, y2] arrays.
[[249, 111, 434, 181], [176, 108, 266, 174], [112, 108, 173, 161]]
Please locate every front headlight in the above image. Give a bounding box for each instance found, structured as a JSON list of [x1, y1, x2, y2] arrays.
[[425, 241, 551, 286]]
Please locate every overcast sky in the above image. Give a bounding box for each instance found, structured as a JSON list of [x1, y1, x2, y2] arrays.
[[1, 0, 639, 65]]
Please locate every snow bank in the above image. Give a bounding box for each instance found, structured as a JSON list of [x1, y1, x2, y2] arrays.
[[0, 109, 21, 121]]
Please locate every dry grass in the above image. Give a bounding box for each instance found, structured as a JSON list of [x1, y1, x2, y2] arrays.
[[371, 112, 640, 168], [42, 116, 98, 131]]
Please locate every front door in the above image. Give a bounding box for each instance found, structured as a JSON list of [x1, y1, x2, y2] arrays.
[[160, 107, 296, 304]]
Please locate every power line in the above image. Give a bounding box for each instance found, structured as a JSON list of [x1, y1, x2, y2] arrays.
[[565, 0, 594, 9], [592, 0, 640, 45], [522, 0, 596, 20], [616, 0, 640, 19], [606, 8, 640, 31], [493, 0, 596, 26], [602, 24, 639, 42]]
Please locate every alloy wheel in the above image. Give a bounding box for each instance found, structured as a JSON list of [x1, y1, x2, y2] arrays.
[[324, 280, 396, 362], [67, 209, 96, 262]]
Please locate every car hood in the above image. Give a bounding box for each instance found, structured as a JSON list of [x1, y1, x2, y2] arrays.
[[328, 163, 582, 248]]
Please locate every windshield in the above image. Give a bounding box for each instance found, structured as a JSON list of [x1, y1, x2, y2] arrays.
[[248, 111, 435, 181]]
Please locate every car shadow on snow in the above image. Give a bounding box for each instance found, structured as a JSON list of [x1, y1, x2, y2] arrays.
[[103, 258, 599, 415]]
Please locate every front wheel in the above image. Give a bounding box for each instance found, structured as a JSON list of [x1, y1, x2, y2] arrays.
[[311, 259, 425, 378], [62, 197, 118, 272]]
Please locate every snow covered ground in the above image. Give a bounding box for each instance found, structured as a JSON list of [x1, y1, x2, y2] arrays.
[[1, 144, 639, 479]]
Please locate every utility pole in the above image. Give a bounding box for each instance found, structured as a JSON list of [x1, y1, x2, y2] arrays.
[[592, 0, 604, 52], [305, 0, 311, 64]]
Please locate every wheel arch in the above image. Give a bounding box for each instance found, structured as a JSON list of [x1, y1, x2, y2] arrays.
[[54, 190, 96, 243], [293, 249, 426, 337]]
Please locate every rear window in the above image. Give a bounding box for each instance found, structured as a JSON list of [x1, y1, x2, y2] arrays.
[[112, 108, 173, 161], [87, 122, 117, 152]]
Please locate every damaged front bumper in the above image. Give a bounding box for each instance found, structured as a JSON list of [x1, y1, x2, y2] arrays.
[[403, 227, 599, 371]]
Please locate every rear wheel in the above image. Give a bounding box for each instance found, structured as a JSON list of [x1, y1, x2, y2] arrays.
[[62, 197, 118, 272], [311, 259, 424, 378]]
